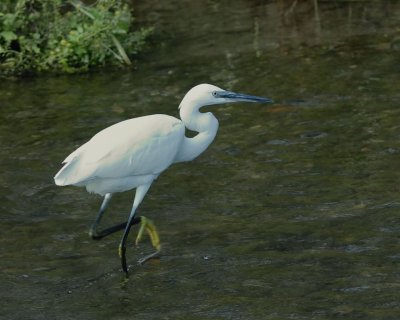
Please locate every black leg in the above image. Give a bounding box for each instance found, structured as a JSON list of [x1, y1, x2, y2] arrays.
[[89, 193, 113, 239], [89, 193, 142, 240], [89, 193, 134, 240], [116, 183, 153, 276], [119, 215, 141, 276], [90, 222, 128, 240]]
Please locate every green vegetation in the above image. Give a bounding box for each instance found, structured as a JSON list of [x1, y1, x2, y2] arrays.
[[0, 0, 151, 75]]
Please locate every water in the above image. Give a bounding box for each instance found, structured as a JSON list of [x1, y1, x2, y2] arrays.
[[1, 1, 400, 319]]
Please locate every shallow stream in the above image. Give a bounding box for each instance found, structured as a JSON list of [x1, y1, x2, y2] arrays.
[[1, 1, 400, 319]]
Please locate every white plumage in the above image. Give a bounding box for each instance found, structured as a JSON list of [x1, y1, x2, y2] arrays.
[[53, 83, 272, 274], [55, 114, 184, 195]]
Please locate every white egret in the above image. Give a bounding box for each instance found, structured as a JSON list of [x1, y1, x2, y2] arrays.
[[54, 83, 273, 275]]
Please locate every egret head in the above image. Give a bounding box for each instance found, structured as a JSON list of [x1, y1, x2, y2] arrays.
[[179, 83, 273, 109]]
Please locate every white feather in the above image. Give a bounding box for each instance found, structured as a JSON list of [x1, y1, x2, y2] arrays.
[[53, 84, 272, 273], [54, 84, 271, 197], [54, 114, 184, 194]]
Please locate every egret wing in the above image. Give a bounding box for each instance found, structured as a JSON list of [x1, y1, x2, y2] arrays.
[[55, 114, 184, 186]]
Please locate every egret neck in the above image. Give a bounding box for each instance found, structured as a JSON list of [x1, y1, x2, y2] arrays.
[[174, 98, 219, 163]]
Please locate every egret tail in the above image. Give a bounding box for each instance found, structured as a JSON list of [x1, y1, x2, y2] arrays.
[[54, 159, 79, 186]]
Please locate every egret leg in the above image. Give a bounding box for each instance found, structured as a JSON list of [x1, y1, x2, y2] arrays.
[[89, 193, 141, 240], [89, 193, 123, 239], [119, 183, 161, 276]]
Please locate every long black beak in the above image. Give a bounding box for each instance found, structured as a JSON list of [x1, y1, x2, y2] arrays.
[[215, 90, 273, 103]]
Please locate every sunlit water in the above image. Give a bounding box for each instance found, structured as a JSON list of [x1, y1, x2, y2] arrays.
[[1, 1, 400, 319]]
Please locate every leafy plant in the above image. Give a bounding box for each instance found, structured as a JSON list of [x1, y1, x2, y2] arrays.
[[0, 0, 151, 75]]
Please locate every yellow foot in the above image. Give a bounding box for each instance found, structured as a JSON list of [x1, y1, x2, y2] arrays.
[[135, 216, 161, 263]]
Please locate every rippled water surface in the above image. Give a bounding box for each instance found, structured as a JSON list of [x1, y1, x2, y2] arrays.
[[1, 1, 400, 319]]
